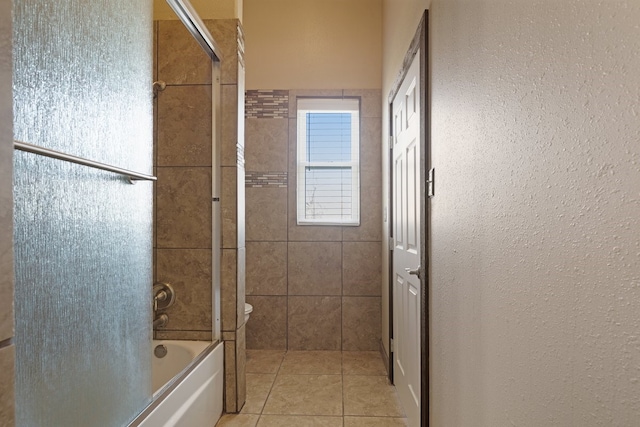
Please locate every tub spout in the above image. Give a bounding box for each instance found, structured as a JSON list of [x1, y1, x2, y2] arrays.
[[153, 313, 169, 328]]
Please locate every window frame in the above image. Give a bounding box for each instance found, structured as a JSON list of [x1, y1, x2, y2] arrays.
[[296, 98, 361, 226]]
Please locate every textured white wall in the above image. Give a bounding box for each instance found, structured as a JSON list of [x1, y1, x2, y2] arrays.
[[429, 0, 640, 425]]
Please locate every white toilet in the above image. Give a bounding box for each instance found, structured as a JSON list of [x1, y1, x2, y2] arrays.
[[244, 303, 253, 323]]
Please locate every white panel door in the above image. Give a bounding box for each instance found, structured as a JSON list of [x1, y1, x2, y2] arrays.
[[392, 52, 421, 427]]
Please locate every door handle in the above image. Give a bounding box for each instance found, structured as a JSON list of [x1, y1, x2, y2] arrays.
[[405, 266, 421, 280]]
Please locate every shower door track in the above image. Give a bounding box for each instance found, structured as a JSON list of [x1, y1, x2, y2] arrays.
[[13, 140, 157, 182]]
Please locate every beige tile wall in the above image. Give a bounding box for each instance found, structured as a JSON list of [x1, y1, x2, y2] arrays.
[[206, 18, 247, 413], [155, 249, 212, 332], [0, 346, 15, 425], [154, 19, 247, 412], [245, 89, 383, 351], [0, 144, 12, 339], [154, 20, 213, 340], [0, 0, 14, 421]]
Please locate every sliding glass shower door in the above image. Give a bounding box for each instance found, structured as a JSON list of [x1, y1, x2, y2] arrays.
[[13, 0, 154, 425]]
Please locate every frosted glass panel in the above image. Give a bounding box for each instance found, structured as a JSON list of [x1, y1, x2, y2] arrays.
[[13, 0, 154, 425], [14, 154, 153, 426], [13, 0, 152, 171]]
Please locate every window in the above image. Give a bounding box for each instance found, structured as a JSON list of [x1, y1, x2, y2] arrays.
[[297, 98, 360, 225]]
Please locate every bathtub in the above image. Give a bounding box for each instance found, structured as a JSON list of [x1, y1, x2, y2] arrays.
[[130, 340, 224, 427]]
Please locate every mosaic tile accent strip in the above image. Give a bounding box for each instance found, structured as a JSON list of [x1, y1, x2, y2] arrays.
[[245, 171, 288, 188], [245, 90, 289, 119]]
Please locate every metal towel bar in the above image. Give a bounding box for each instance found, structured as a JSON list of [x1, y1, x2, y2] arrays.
[[13, 140, 157, 183]]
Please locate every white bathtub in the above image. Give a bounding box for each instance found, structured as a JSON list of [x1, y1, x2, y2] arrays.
[[131, 340, 224, 427]]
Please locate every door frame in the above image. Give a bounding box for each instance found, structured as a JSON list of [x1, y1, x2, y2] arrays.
[[387, 10, 429, 427]]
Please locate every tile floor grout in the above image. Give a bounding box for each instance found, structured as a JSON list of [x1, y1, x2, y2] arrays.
[[218, 350, 407, 426], [257, 351, 283, 417], [341, 352, 346, 426]]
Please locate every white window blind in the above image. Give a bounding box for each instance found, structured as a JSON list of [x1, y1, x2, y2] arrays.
[[297, 98, 360, 225]]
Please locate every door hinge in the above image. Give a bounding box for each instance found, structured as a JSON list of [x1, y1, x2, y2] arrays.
[[390, 338, 394, 352], [427, 167, 435, 198], [389, 236, 395, 250]]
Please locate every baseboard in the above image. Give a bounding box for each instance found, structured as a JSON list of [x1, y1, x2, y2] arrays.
[[379, 339, 391, 378]]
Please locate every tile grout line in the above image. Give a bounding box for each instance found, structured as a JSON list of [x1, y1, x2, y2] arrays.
[[246, 240, 383, 243], [285, 105, 290, 353], [256, 351, 286, 421], [341, 350, 346, 426], [340, 240, 344, 353], [241, 350, 406, 425]]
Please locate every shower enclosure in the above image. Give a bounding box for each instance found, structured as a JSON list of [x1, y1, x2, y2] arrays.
[[12, 0, 222, 425]]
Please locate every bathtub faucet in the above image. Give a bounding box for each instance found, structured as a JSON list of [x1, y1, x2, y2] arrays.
[[154, 289, 168, 311], [153, 282, 176, 313]]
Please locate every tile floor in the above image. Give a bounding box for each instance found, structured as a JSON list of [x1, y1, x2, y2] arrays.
[[215, 350, 408, 427]]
